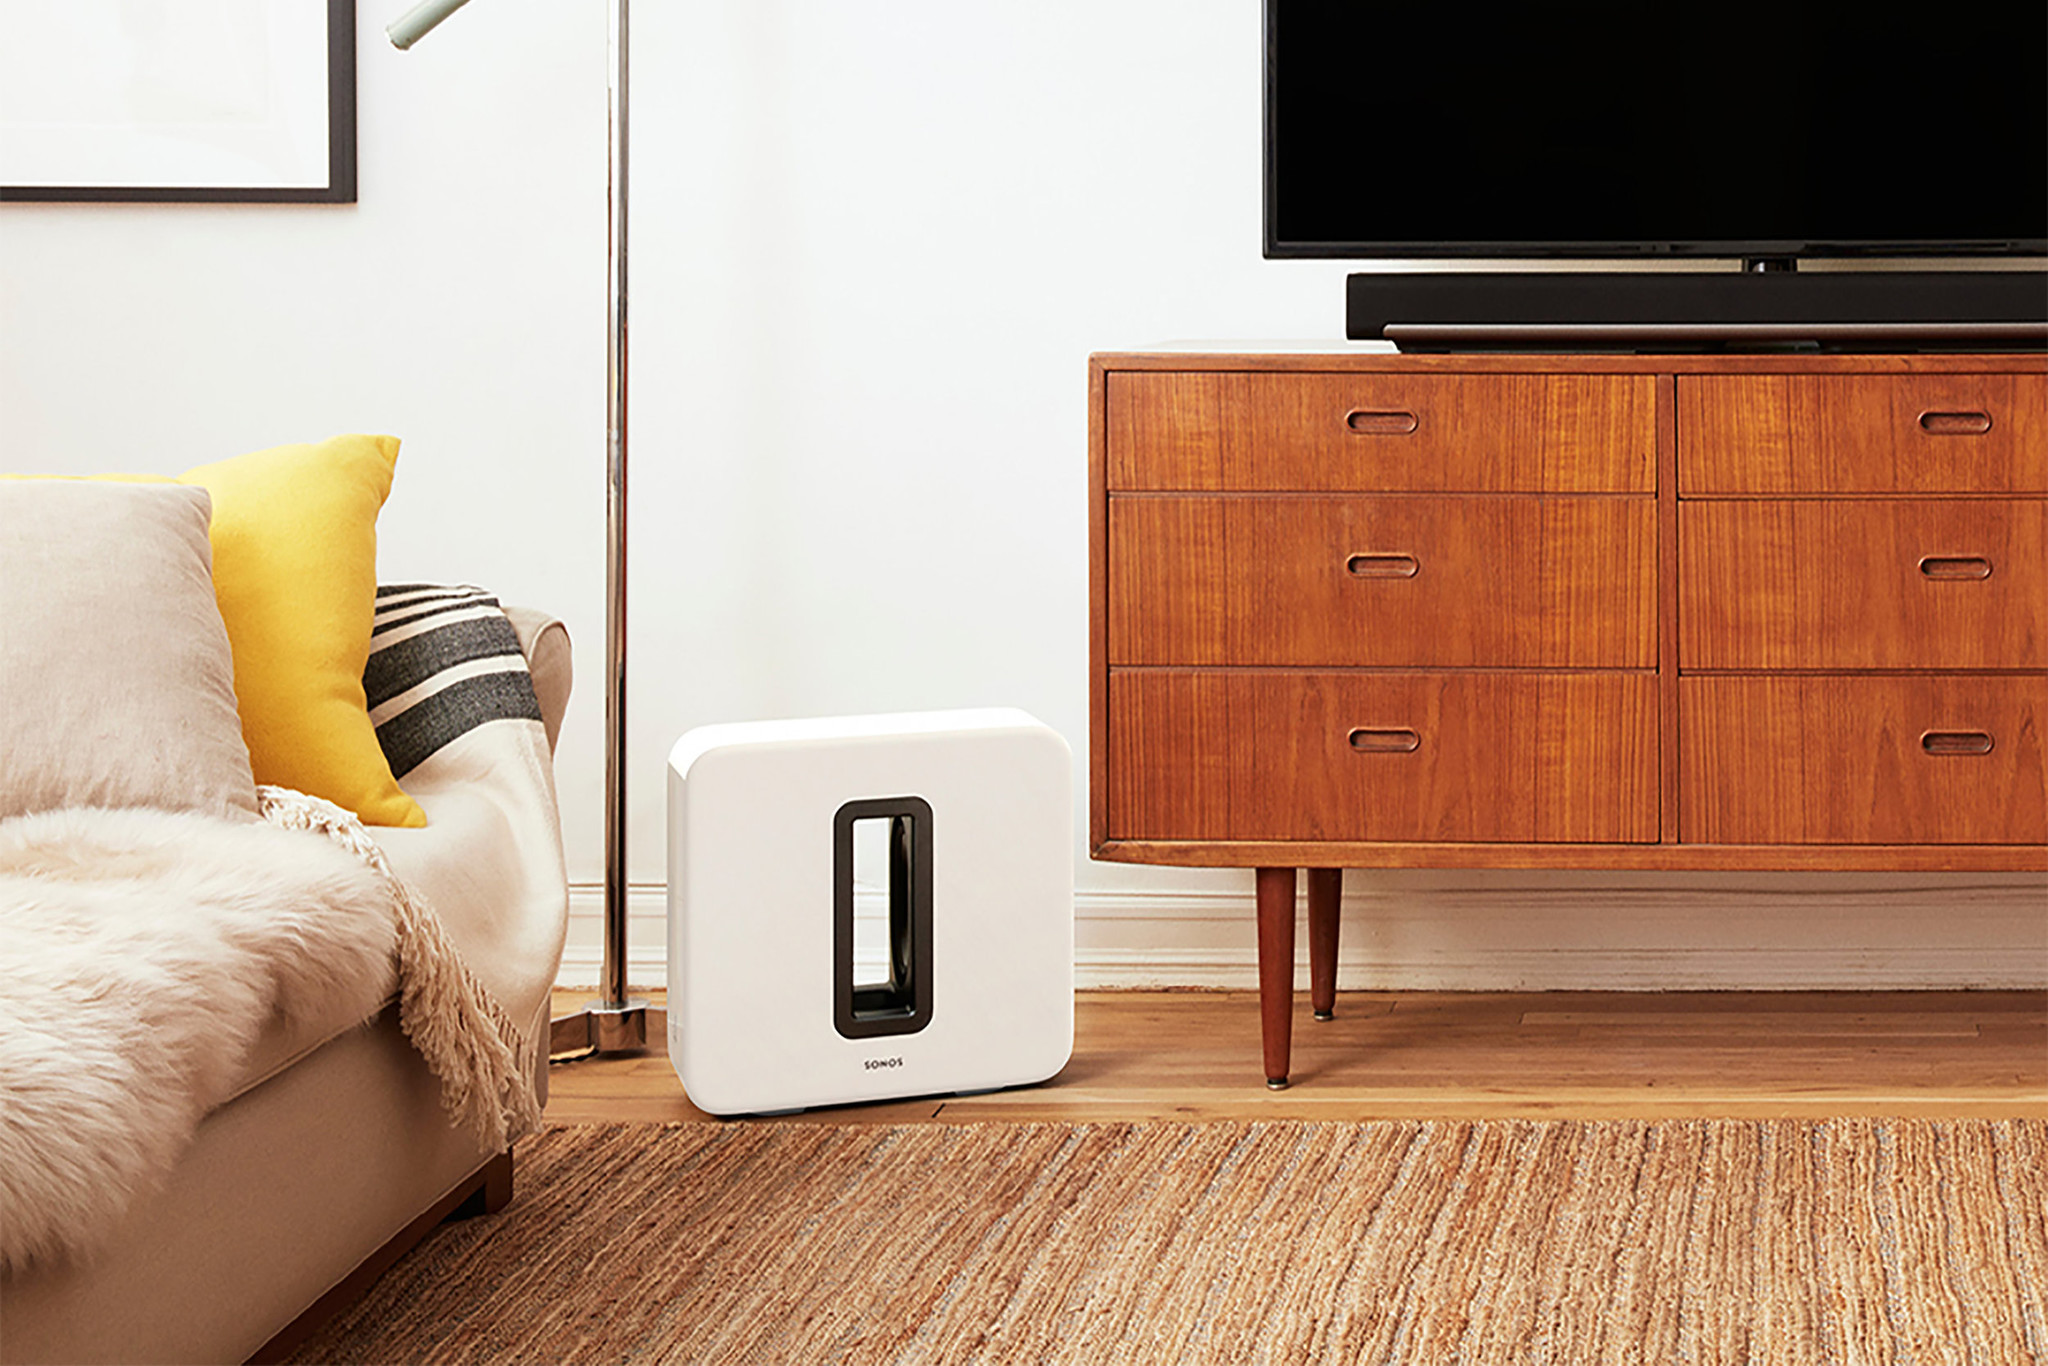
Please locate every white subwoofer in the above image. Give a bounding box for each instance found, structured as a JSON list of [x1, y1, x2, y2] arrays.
[[666, 708, 1074, 1116]]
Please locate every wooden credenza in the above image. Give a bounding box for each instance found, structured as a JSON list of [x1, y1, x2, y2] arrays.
[[1087, 347, 2048, 1086]]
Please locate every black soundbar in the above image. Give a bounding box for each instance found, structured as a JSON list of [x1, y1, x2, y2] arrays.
[[1346, 270, 2048, 351]]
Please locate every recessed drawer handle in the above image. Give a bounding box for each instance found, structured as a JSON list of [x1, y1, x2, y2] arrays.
[[1347, 553, 1420, 579], [1346, 409, 1419, 435], [1919, 555, 1994, 580], [1922, 730, 1995, 756], [1919, 410, 1993, 435], [1349, 727, 1420, 754]]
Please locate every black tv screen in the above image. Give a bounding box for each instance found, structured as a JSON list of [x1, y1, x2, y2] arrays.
[[1265, 2, 2048, 260]]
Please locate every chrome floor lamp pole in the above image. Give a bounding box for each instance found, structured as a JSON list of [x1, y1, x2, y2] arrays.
[[391, 0, 662, 1059]]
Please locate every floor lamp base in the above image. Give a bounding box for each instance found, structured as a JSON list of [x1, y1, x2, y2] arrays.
[[550, 1000, 666, 1062]]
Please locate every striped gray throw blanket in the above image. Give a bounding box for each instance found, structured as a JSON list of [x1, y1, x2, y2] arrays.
[[366, 585, 544, 780]]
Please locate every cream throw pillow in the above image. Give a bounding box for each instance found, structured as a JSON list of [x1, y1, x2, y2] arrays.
[[0, 481, 259, 821]]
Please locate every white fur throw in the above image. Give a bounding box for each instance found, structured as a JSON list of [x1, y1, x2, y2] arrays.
[[0, 795, 538, 1273]]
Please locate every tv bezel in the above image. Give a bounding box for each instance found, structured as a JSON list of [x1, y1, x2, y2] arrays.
[[1260, 1, 2048, 264]]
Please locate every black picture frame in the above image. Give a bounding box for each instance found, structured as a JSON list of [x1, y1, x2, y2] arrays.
[[0, 0, 356, 204]]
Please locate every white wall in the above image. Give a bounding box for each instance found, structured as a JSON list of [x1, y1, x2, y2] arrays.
[[5, 2, 2041, 992], [2, 0, 611, 869]]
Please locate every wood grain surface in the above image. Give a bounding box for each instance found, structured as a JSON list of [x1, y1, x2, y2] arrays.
[[1109, 494, 1657, 667], [1679, 373, 2048, 494], [1108, 670, 1658, 843], [1679, 499, 2048, 669], [1656, 374, 1682, 841], [543, 990, 2048, 1123], [1089, 839, 2048, 873], [1680, 675, 2048, 845], [1105, 372, 1656, 493], [1086, 351, 2048, 880]]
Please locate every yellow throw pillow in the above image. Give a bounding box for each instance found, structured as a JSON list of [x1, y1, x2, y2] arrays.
[[178, 436, 426, 828]]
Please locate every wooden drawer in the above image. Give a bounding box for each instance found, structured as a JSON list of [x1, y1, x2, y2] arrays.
[[1107, 670, 1658, 843], [1680, 676, 2048, 844], [1105, 372, 1655, 493], [1680, 374, 2048, 494], [1109, 494, 1656, 667], [1679, 500, 2048, 669]]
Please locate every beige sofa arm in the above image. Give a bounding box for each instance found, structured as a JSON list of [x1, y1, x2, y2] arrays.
[[503, 607, 571, 754]]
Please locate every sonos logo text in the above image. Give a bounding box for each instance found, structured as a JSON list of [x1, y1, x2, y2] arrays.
[[864, 1057, 904, 1071]]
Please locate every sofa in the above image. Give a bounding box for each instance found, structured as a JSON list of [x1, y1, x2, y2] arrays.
[[0, 444, 572, 1364]]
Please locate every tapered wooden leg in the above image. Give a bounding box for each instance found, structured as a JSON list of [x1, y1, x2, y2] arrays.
[[1307, 867, 1342, 1021], [1255, 866, 1297, 1089]]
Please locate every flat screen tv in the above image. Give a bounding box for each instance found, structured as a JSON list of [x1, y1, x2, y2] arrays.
[[1264, 2, 2048, 264]]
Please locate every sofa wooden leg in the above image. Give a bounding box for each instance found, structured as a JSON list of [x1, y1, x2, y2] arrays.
[[248, 1150, 516, 1363], [451, 1149, 515, 1220], [1255, 867, 1297, 1089], [1307, 868, 1342, 1021]]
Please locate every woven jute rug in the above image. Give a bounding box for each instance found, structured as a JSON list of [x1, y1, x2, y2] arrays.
[[288, 1118, 2048, 1364]]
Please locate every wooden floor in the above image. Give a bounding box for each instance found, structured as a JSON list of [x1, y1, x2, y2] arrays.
[[543, 989, 2048, 1125]]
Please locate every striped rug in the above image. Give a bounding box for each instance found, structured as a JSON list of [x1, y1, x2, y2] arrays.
[[365, 584, 542, 779], [286, 1118, 2046, 1364]]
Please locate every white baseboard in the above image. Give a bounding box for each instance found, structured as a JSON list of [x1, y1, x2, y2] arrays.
[[557, 873, 2048, 992]]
